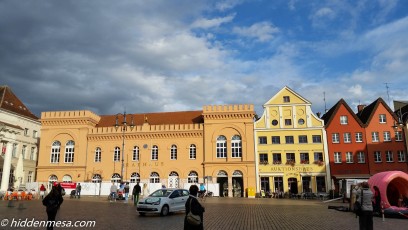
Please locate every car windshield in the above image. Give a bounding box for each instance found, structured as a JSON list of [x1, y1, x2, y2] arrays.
[[150, 189, 174, 197]]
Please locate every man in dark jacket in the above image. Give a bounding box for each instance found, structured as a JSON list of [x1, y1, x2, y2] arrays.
[[132, 182, 141, 205]]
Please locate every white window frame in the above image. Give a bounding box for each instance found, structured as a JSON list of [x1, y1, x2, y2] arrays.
[[398, 150, 406, 162], [372, 132, 379, 142], [374, 151, 382, 162], [340, 116, 348, 125], [395, 131, 403, 141], [51, 141, 61, 163], [150, 172, 160, 183], [64, 140, 75, 163], [21, 145, 26, 159], [95, 147, 101, 162], [385, 151, 393, 162], [383, 131, 391, 142], [379, 114, 386, 123], [151, 145, 158, 160], [114, 147, 120, 162], [332, 133, 340, 143], [334, 152, 341, 163], [355, 132, 363, 142], [188, 171, 198, 183], [30, 147, 35, 160], [170, 145, 177, 160], [189, 144, 196, 159], [346, 152, 353, 163], [231, 135, 242, 158], [343, 133, 351, 143], [27, 171, 33, 183], [357, 151, 365, 163], [133, 146, 139, 161], [216, 136, 227, 158]]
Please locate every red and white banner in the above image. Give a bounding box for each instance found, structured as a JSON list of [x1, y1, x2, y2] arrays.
[[59, 182, 77, 189]]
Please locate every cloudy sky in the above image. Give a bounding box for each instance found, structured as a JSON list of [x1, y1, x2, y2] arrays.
[[1, 0, 408, 117]]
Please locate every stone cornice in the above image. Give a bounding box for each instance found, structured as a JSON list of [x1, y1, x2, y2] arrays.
[[88, 131, 203, 141]]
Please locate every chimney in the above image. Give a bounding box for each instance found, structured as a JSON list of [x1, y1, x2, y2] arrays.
[[316, 112, 321, 118], [357, 105, 366, 112]]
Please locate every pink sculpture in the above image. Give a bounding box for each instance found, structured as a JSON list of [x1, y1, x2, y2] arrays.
[[368, 171, 408, 209]]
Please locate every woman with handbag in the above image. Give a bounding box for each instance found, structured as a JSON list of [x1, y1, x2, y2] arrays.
[[184, 185, 205, 230], [356, 182, 374, 230]]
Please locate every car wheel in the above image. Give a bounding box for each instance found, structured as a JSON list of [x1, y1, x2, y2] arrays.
[[139, 212, 146, 216], [160, 205, 169, 216]]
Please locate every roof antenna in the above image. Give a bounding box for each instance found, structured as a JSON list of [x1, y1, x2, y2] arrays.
[[323, 91, 327, 113], [384, 83, 391, 109]]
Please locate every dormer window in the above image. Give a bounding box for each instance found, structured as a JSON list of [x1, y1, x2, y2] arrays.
[[340, 115, 348, 125], [283, 96, 290, 103], [379, 114, 386, 123]]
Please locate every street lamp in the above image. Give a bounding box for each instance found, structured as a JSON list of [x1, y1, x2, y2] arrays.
[[114, 111, 135, 182]]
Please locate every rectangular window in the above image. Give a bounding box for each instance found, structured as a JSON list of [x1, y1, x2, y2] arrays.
[[259, 136, 267, 144], [385, 151, 393, 162], [21, 145, 26, 159], [283, 96, 290, 102], [286, 153, 295, 163], [170, 146, 177, 160], [379, 114, 387, 123], [273, 153, 282, 164], [285, 136, 294, 144], [346, 152, 353, 163], [383, 132, 391, 142], [285, 119, 292, 126], [189, 145, 196, 159], [216, 141, 227, 158], [372, 132, 379, 142], [340, 115, 348, 125], [12, 143, 17, 157], [259, 153, 268, 164], [314, 152, 323, 161], [298, 135, 308, 144], [32, 130, 38, 138], [300, 153, 309, 164], [357, 152, 365, 163], [332, 133, 340, 143], [24, 128, 29, 136], [398, 151, 406, 162], [374, 151, 382, 162], [27, 171, 33, 183], [30, 147, 35, 160], [343, 133, 351, 143], [272, 136, 281, 144], [231, 140, 242, 158], [395, 131, 403, 141], [334, 152, 341, 163], [312, 135, 322, 143], [133, 147, 140, 161], [355, 132, 363, 142], [95, 148, 101, 162], [64, 145, 74, 163]]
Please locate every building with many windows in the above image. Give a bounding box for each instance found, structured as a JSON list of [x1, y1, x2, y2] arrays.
[[0, 86, 40, 191], [36, 104, 256, 197], [254, 86, 331, 197]]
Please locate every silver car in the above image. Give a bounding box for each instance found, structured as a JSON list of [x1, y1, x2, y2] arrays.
[[136, 188, 189, 216]]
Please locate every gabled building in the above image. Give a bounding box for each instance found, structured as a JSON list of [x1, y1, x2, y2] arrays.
[[393, 100, 408, 152], [254, 86, 331, 196], [0, 85, 41, 191]]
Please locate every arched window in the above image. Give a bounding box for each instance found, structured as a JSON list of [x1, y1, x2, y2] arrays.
[[64, 140, 75, 163], [168, 171, 179, 188], [151, 145, 158, 160], [170, 145, 177, 160], [95, 147, 101, 162], [92, 174, 102, 183], [50, 141, 61, 163], [111, 173, 121, 182], [130, 172, 140, 183], [188, 171, 198, 183], [150, 172, 160, 183], [62, 174, 72, 182], [48, 174, 58, 188], [231, 135, 242, 158], [114, 147, 120, 162], [133, 146, 139, 161], [189, 144, 196, 159], [216, 135, 227, 158]]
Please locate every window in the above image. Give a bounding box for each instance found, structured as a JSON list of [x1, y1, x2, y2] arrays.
[[355, 132, 363, 142], [92, 174, 102, 183], [340, 116, 348, 125], [285, 136, 294, 144], [150, 172, 160, 183], [271, 120, 278, 126], [216, 135, 227, 158], [332, 133, 340, 143], [385, 151, 393, 162], [374, 151, 382, 162], [114, 147, 120, 162], [12, 143, 17, 157], [397, 151, 406, 162], [151, 145, 158, 160], [271, 136, 280, 144], [64, 140, 75, 163], [346, 152, 353, 163], [283, 96, 290, 102], [24, 128, 29, 136], [312, 135, 322, 143], [259, 136, 267, 144], [188, 171, 198, 183], [189, 144, 196, 159], [30, 147, 35, 160], [21, 145, 26, 159], [395, 131, 403, 141], [273, 153, 282, 164], [300, 153, 309, 164], [316, 176, 326, 193], [357, 152, 365, 163], [379, 114, 386, 123], [130, 172, 140, 183], [298, 119, 305, 125], [343, 133, 351, 143], [133, 146, 139, 161], [170, 145, 177, 160], [50, 141, 61, 163], [62, 175, 72, 182], [334, 152, 341, 163], [231, 135, 242, 158], [95, 147, 101, 162], [314, 152, 323, 161], [383, 132, 391, 142], [298, 135, 308, 144], [27, 171, 33, 183], [259, 153, 268, 164], [286, 153, 295, 161], [285, 119, 292, 126], [111, 173, 121, 182], [372, 132, 379, 142], [32, 130, 38, 138]]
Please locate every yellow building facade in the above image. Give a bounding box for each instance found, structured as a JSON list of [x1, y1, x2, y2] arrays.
[[36, 104, 256, 197], [255, 86, 331, 197]]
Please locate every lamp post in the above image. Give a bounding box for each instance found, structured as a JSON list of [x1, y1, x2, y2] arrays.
[[115, 111, 135, 182]]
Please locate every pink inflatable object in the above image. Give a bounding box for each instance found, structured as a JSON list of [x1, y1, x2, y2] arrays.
[[368, 171, 408, 209]]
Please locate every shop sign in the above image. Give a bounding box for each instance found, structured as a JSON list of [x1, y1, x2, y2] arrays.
[[59, 182, 77, 189], [269, 166, 314, 172]]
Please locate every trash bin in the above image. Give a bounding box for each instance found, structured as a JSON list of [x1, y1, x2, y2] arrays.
[[246, 187, 255, 198]]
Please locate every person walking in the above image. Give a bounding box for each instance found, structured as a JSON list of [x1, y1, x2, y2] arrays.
[[42, 184, 63, 230], [110, 182, 118, 202], [76, 183, 82, 199], [184, 185, 205, 230], [124, 182, 130, 202], [39, 184, 46, 200], [142, 183, 149, 198], [356, 182, 373, 230], [132, 182, 141, 205]]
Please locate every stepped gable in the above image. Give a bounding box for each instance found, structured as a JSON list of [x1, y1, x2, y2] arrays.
[[0, 85, 38, 120], [96, 110, 203, 127], [356, 97, 397, 125], [322, 98, 364, 127]]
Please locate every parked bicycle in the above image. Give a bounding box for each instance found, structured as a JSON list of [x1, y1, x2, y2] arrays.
[[198, 191, 213, 202]]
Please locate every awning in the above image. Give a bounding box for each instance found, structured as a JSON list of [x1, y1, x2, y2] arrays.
[[332, 174, 371, 179]]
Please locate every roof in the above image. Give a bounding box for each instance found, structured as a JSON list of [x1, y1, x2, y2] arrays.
[[356, 97, 397, 125], [321, 98, 364, 127], [0, 85, 39, 120], [96, 110, 204, 127]]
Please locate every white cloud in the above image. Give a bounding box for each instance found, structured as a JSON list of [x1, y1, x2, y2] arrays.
[[232, 22, 279, 42], [191, 14, 235, 29], [215, 0, 244, 11]]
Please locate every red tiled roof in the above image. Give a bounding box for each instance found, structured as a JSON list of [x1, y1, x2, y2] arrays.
[[97, 110, 203, 127], [0, 85, 39, 120]]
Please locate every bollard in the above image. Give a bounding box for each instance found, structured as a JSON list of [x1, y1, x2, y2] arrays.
[[381, 203, 385, 222]]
